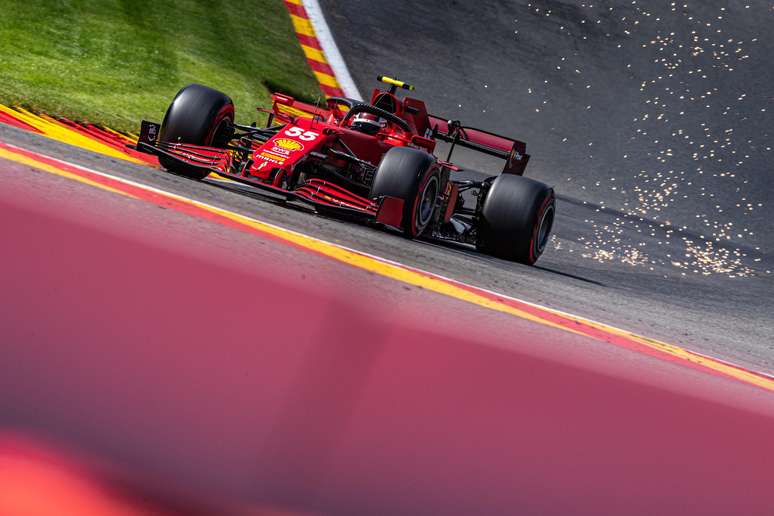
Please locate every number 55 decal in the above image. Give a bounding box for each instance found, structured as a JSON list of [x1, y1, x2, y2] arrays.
[[284, 127, 319, 141]]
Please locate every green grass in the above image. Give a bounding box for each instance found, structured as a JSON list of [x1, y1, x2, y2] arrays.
[[0, 0, 321, 131]]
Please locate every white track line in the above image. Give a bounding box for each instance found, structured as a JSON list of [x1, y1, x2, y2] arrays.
[[302, 0, 363, 100]]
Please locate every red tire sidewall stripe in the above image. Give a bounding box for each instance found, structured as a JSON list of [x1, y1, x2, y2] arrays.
[[408, 165, 438, 236], [529, 191, 555, 264]]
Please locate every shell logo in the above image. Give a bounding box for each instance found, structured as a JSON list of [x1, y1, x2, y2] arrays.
[[274, 138, 304, 151]]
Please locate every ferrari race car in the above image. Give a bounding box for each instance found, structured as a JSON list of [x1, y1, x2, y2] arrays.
[[136, 76, 555, 264]]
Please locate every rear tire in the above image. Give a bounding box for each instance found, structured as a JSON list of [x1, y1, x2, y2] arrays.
[[476, 174, 555, 265], [371, 147, 440, 238], [159, 84, 234, 180]]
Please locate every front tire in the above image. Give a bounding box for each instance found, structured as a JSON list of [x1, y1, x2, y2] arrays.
[[159, 84, 234, 180], [371, 147, 441, 238], [476, 174, 555, 265]]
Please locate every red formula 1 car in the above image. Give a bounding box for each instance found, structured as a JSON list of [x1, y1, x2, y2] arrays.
[[136, 76, 555, 264]]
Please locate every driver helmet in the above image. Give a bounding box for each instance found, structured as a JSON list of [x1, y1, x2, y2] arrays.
[[350, 113, 383, 135]]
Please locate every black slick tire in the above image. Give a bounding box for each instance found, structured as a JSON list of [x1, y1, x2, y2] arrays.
[[158, 84, 234, 180], [371, 147, 440, 238], [476, 174, 555, 265]]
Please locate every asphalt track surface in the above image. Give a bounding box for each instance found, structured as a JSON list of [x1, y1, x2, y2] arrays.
[[317, 0, 774, 370], [2, 148, 774, 515]]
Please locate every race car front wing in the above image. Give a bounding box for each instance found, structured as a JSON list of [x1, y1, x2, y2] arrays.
[[134, 121, 407, 225]]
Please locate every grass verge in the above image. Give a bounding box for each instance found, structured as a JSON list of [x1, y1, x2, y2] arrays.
[[0, 0, 321, 131]]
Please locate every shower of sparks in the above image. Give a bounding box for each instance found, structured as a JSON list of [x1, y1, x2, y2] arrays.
[[520, 1, 771, 278]]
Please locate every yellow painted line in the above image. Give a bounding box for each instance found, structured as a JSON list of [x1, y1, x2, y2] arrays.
[[1, 142, 773, 393], [313, 70, 339, 88], [0, 147, 134, 199], [520, 300, 774, 388], [0, 105, 145, 164], [212, 211, 588, 338], [300, 44, 326, 63], [290, 14, 315, 37], [101, 126, 135, 143]]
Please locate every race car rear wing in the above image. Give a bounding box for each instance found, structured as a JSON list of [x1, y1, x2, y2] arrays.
[[428, 115, 530, 175]]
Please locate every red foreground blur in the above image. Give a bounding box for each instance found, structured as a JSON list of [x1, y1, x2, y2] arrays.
[[1, 159, 773, 515]]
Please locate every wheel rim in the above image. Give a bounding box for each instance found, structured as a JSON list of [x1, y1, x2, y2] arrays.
[[535, 202, 555, 255], [416, 175, 439, 229], [210, 116, 233, 147]]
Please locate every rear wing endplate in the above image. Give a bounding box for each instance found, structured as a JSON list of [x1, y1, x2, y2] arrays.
[[428, 115, 530, 175]]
